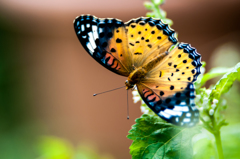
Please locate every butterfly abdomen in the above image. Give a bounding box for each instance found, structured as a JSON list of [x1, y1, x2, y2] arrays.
[[126, 51, 168, 89], [143, 52, 168, 72]]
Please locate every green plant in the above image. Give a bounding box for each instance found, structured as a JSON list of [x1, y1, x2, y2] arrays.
[[37, 136, 114, 159], [128, 0, 240, 158]]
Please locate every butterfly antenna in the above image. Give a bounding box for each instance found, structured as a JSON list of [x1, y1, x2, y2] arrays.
[[127, 90, 129, 120], [93, 86, 125, 96]]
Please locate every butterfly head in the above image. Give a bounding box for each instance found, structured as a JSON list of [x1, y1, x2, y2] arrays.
[[125, 67, 147, 90], [125, 80, 134, 90]]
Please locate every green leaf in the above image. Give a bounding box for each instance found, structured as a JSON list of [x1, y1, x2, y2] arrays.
[[193, 138, 216, 159], [159, 9, 167, 18], [38, 136, 74, 159], [38, 136, 113, 159], [75, 144, 114, 159], [201, 61, 206, 67], [210, 62, 240, 101], [200, 67, 233, 86], [144, 2, 154, 10], [146, 12, 155, 18], [128, 114, 200, 159], [153, 0, 165, 6], [221, 123, 240, 158], [193, 131, 216, 159]]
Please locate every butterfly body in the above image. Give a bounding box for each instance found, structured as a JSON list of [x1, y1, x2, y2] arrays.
[[74, 15, 202, 127], [126, 66, 147, 89], [126, 51, 167, 89]]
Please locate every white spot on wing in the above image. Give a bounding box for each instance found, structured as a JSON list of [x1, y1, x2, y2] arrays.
[[189, 84, 194, 89], [86, 42, 94, 55], [173, 106, 189, 112], [186, 113, 191, 117], [176, 117, 179, 122], [159, 111, 171, 119], [88, 32, 97, 50], [92, 25, 99, 40], [86, 23, 90, 28], [99, 28, 104, 33], [81, 25, 85, 31], [183, 118, 191, 123], [180, 101, 186, 105], [164, 109, 182, 116]]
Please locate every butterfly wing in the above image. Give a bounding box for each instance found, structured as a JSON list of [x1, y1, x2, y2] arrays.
[[74, 16, 177, 76], [74, 15, 132, 76], [74, 15, 202, 126], [137, 43, 201, 126], [125, 17, 177, 68]]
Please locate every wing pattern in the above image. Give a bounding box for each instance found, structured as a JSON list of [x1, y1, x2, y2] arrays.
[[138, 43, 201, 126], [74, 15, 130, 76], [74, 15, 202, 127], [125, 17, 177, 68]]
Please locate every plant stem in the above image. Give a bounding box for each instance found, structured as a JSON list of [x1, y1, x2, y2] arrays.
[[208, 113, 224, 159], [151, 0, 164, 18], [214, 130, 224, 159], [199, 117, 214, 134]]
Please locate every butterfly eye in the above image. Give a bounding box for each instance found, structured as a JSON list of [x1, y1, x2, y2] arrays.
[[125, 80, 134, 89]]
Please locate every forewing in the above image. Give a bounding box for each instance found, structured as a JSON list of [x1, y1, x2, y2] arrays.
[[74, 15, 131, 76], [137, 43, 202, 126], [125, 17, 177, 68]]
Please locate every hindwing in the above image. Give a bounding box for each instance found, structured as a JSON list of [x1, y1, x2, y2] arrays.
[[137, 43, 201, 126]]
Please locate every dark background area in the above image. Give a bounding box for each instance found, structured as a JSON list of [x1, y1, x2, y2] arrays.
[[0, 0, 240, 158]]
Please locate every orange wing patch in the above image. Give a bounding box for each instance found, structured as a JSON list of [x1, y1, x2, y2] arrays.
[[106, 26, 133, 73]]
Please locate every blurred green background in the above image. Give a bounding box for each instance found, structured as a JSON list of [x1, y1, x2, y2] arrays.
[[0, 0, 240, 159]]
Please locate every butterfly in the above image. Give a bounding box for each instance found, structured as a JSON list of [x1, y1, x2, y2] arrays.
[[73, 15, 202, 127]]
